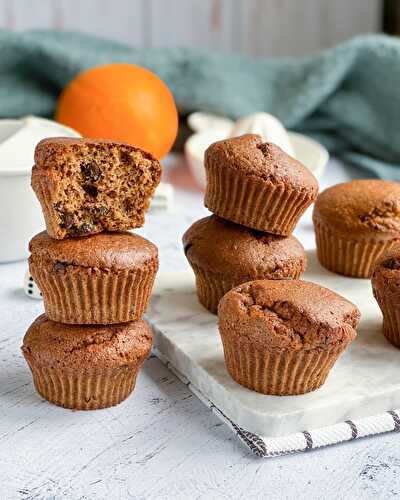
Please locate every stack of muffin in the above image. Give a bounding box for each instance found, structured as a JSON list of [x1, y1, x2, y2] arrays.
[[183, 134, 319, 314], [184, 134, 361, 396], [22, 137, 161, 410]]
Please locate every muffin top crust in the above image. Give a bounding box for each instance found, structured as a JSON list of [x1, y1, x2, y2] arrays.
[[313, 180, 400, 240], [204, 134, 318, 194], [183, 215, 306, 278], [29, 231, 158, 270], [22, 314, 153, 370], [218, 280, 360, 351]]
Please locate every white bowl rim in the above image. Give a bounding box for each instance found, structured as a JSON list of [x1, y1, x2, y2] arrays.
[[185, 129, 329, 174], [0, 116, 80, 177]]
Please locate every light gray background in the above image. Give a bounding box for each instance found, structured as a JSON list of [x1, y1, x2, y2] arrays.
[[0, 0, 382, 57]]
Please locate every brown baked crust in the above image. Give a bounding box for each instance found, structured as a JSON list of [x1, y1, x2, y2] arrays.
[[183, 215, 306, 278], [218, 279, 360, 351], [313, 180, 400, 241], [205, 134, 318, 193], [22, 315, 153, 371], [29, 230, 158, 271], [32, 137, 161, 239]]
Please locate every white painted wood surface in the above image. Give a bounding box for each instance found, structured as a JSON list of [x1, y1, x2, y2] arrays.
[[1, 155, 400, 499], [0, 0, 382, 56]]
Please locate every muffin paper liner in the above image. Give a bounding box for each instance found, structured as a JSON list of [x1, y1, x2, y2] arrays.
[[372, 288, 400, 348], [191, 265, 236, 314], [314, 221, 397, 278], [204, 164, 314, 235], [30, 263, 157, 324], [220, 339, 348, 395], [24, 360, 139, 410], [190, 263, 304, 315]]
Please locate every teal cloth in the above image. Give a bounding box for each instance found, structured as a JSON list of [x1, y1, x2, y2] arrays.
[[0, 29, 399, 178]]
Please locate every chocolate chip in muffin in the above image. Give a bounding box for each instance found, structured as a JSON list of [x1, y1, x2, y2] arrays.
[[81, 161, 101, 181]]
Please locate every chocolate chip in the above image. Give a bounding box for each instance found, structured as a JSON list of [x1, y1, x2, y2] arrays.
[[83, 184, 98, 197], [76, 223, 95, 235], [123, 200, 133, 213], [81, 161, 101, 181], [91, 205, 109, 220], [53, 261, 67, 272], [60, 212, 74, 229], [120, 150, 132, 163], [383, 258, 400, 270]]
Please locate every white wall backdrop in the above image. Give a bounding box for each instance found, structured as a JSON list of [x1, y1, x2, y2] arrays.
[[0, 0, 382, 57]]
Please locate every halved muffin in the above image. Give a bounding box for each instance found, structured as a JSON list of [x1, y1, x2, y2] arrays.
[[32, 137, 161, 239]]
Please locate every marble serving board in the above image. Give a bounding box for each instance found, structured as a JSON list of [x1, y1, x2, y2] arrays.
[[147, 251, 400, 437]]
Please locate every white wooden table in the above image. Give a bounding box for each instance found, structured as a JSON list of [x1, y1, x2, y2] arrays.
[[1, 157, 399, 500]]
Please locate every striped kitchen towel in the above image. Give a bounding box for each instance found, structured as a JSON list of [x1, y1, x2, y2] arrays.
[[153, 349, 400, 458]]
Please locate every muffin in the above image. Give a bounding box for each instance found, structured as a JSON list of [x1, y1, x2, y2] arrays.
[[32, 137, 161, 239], [218, 280, 360, 395], [183, 215, 307, 313], [22, 315, 153, 410], [372, 246, 400, 347], [313, 180, 400, 278], [29, 231, 158, 324], [204, 134, 318, 235]]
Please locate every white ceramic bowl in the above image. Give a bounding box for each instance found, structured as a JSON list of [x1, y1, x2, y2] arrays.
[[184, 129, 329, 190], [0, 116, 80, 263]]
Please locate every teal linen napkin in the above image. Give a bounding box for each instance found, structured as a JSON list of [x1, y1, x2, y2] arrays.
[[0, 29, 399, 178]]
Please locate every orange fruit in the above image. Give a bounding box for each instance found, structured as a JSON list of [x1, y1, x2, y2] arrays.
[[56, 63, 178, 159]]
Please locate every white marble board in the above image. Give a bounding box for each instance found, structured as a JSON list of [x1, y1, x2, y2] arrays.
[[147, 251, 400, 437]]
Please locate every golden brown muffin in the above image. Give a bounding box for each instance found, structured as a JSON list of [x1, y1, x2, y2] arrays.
[[372, 246, 400, 347], [183, 215, 307, 313], [32, 137, 161, 239], [218, 280, 360, 395], [22, 315, 153, 410], [29, 231, 158, 324], [204, 134, 318, 235], [313, 180, 400, 278]]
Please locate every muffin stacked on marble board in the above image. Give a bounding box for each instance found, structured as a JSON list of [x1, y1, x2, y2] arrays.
[[183, 134, 318, 313], [22, 137, 161, 410], [183, 134, 361, 396]]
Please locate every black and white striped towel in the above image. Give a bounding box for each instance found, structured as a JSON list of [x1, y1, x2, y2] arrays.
[[154, 349, 400, 458]]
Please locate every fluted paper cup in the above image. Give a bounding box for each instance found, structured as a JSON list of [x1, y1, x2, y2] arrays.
[[190, 263, 304, 315], [204, 164, 315, 236], [221, 339, 349, 396], [30, 262, 157, 324], [23, 361, 139, 410], [314, 221, 397, 278], [372, 284, 400, 348]]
